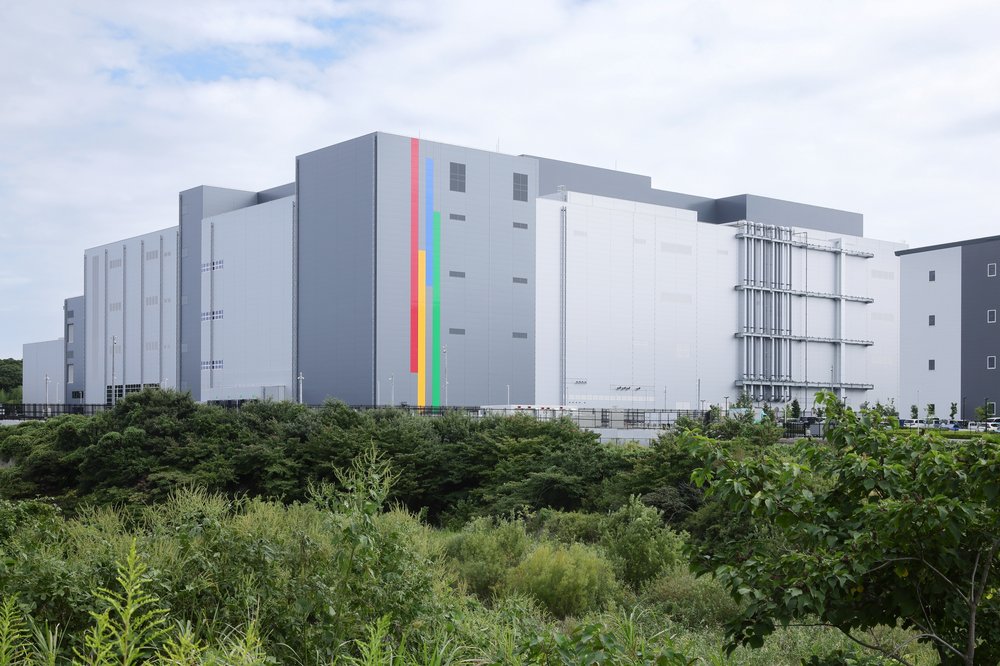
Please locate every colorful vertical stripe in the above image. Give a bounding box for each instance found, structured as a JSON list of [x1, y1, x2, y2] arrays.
[[418, 251, 427, 406], [409, 143, 443, 407], [425, 158, 434, 407], [409, 139, 419, 373], [432, 211, 442, 406]]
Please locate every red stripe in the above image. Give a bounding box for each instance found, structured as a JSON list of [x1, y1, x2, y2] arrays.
[[410, 138, 419, 372]]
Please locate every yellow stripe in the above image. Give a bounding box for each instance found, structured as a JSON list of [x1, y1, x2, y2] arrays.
[[418, 251, 427, 407]]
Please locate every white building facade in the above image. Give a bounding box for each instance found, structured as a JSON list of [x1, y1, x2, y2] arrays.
[[22, 339, 65, 404], [26, 132, 911, 411], [83, 227, 179, 403], [200, 196, 295, 402], [535, 192, 902, 410]]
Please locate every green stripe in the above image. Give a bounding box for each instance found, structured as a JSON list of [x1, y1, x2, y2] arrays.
[[432, 211, 442, 406]]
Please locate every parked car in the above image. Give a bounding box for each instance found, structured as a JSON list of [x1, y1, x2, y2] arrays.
[[986, 418, 1000, 432]]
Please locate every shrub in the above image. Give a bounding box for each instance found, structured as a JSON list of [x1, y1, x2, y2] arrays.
[[504, 542, 618, 618], [600, 497, 685, 590], [444, 517, 530, 599], [642, 567, 741, 628], [508, 612, 693, 665], [530, 508, 605, 544]]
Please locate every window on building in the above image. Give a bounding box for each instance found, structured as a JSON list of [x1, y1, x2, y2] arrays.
[[513, 222, 528, 230], [67, 323, 74, 343], [989, 356, 997, 370], [448, 328, 466, 335], [989, 263, 997, 277], [513, 277, 528, 284], [449, 213, 466, 221], [449, 271, 466, 278], [989, 309, 997, 324], [928, 270, 936, 281], [989, 401, 997, 416], [450, 162, 466, 192], [928, 359, 936, 370], [512, 331, 528, 339], [928, 315, 935, 326], [66, 364, 74, 384], [513, 173, 528, 202], [71, 390, 83, 400]]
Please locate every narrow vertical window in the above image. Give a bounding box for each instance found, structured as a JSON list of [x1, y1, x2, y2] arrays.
[[989, 263, 997, 277], [988, 309, 997, 324], [988, 356, 997, 370], [928, 359, 936, 370], [928, 270, 936, 282], [928, 315, 935, 326], [513, 172, 528, 202], [450, 162, 466, 192]]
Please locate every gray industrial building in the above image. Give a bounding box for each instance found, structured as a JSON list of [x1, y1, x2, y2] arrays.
[[897, 235, 1000, 419], [25, 131, 906, 410]]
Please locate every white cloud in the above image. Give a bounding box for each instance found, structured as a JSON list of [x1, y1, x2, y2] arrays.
[[1, 0, 999, 357]]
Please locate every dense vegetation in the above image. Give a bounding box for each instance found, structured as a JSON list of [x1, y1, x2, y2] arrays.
[[0, 389, 976, 664], [0, 357, 21, 403]]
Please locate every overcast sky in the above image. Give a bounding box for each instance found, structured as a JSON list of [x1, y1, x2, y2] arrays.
[[2, 0, 999, 359]]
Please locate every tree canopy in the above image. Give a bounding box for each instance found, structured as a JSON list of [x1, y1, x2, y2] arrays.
[[687, 392, 1000, 665], [0, 357, 21, 392]]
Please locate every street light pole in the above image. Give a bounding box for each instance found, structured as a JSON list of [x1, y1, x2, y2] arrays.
[[44, 373, 50, 406], [389, 374, 394, 407], [442, 345, 448, 407], [297, 372, 304, 404], [724, 395, 729, 417], [111, 336, 118, 406], [506, 384, 510, 411]]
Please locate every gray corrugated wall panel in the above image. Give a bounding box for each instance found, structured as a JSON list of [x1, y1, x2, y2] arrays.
[[532, 156, 716, 213], [714, 194, 864, 236], [709, 195, 749, 223], [296, 134, 377, 404], [178, 186, 258, 400], [376, 134, 537, 406], [961, 239, 1000, 413], [64, 295, 85, 402], [257, 183, 295, 202]]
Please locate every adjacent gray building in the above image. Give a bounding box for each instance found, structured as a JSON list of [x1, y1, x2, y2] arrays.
[[897, 235, 1000, 419], [64, 295, 85, 402]]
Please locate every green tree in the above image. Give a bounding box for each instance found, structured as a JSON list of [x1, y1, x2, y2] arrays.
[[0, 358, 21, 393], [687, 392, 1000, 665], [910, 404, 919, 420], [950, 402, 959, 420]]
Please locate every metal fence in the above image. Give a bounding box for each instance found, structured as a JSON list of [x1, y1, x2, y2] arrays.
[[0, 403, 110, 420], [2, 400, 822, 440]]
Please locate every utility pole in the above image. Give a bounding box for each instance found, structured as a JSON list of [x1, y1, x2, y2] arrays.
[[442, 345, 448, 407], [111, 336, 118, 406]]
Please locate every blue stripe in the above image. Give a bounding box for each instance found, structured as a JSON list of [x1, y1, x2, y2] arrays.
[[425, 158, 434, 286]]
